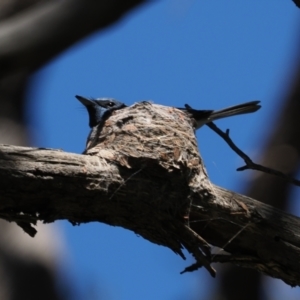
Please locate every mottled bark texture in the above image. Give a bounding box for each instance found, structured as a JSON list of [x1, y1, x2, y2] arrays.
[[1, 103, 300, 286]]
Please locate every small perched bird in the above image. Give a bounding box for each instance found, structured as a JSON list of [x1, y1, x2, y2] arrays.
[[80, 97, 261, 130], [76, 95, 126, 150], [77, 95, 260, 151]]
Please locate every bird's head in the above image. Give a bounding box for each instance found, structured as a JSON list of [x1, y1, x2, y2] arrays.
[[76, 95, 126, 128]]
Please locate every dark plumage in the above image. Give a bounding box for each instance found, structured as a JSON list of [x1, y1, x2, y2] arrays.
[[180, 101, 261, 129], [76, 95, 126, 128], [76, 95, 126, 150]]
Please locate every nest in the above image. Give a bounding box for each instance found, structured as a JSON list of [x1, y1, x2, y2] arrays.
[[85, 102, 215, 275], [87, 102, 202, 171]]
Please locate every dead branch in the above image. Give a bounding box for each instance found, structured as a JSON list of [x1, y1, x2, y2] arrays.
[[0, 103, 300, 286], [206, 122, 300, 186]]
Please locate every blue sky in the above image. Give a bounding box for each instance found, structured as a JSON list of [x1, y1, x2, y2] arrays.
[[27, 1, 299, 299]]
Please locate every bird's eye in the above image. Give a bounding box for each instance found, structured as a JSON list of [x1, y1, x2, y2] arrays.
[[108, 102, 115, 107]]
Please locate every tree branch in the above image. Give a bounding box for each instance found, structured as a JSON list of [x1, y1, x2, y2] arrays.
[[0, 0, 147, 74], [206, 122, 300, 186], [1, 103, 300, 286], [293, 0, 300, 8]]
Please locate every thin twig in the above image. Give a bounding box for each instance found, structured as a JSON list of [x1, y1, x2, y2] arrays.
[[206, 122, 300, 187]]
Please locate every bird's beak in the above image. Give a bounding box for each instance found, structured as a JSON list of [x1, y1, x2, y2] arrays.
[[75, 95, 93, 107]]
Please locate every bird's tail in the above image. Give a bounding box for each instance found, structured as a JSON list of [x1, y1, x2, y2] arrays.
[[208, 101, 261, 121]]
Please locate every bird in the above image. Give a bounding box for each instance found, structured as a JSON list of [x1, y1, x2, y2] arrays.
[[75, 95, 126, 150], [78, 96, 261, 130], [76, 95, 261, 151]]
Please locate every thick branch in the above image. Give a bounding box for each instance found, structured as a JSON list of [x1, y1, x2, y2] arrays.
[[0, 104, 300, 286], [293, 0, 300, 8]]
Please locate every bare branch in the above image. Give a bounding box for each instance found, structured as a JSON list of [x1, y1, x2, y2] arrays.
[[206, 122, 300, 186]]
